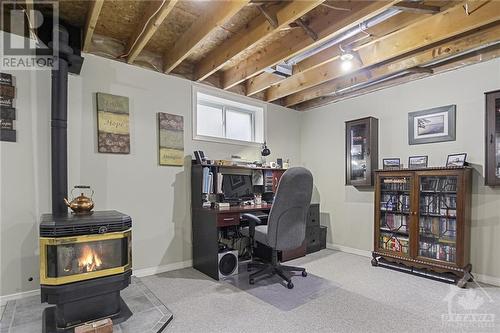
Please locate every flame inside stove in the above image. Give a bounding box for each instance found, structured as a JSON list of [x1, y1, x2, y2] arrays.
[[78, 245, 102, 272]]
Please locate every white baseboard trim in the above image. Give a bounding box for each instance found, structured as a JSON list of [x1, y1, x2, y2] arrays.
[[0, 260, 193, 305], [473, 273, 500, 287], [327, 243, 371, 258], [326, 243, 500, 287], [0, 289, 40, 306], [133, 259, 193, 278]]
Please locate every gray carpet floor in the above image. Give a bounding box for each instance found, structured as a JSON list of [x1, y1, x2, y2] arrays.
[[141, 249, 500, 333]]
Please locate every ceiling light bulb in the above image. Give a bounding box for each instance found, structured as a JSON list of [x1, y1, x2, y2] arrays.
[[341, 60, 352, 71], [340, 53, 354, 62]]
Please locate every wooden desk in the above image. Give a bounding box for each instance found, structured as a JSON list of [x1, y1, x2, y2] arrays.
[[201, 204, 272, 228], [191, 163, 305, 280]]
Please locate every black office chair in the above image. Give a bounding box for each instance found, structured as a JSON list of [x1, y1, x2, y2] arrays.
[[241, 167, 313, 289]]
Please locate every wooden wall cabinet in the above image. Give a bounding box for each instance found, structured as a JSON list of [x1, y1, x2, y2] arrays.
[[485, 90, 500, 186], [345, 117, 378, 187], [372, 168, 472, 287]]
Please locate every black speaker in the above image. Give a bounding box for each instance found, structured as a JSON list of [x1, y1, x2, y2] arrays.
[[218, 250, 238, 279]]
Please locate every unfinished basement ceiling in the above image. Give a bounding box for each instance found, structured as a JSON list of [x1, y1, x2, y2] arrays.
[[3, 0, 500, 110]]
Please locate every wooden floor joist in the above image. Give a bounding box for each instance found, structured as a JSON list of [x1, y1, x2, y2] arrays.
[[221, 0, 399, 90], [83, 0, 104, 52], [125, 0, 178, 64], [246, 10, 430, 96], [194, 0, 323, 82], [296, 44, 500, 111], [284, 22, 500, 107], [163, 0, 250, 74], [265, 1, 500, 102]]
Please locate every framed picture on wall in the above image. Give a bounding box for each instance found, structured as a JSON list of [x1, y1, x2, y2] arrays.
[[409, 155, 428, 169], [408, 105, 456, 145]]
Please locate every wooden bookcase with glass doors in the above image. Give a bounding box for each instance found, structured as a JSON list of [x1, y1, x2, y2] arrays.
[[371, 167, 472, 287]]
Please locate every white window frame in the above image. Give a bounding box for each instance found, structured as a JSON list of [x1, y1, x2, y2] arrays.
[[193, 85, 266, 146]]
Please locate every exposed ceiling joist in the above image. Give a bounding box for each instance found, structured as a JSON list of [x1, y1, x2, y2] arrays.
[[83, 0, 104, 52], [163, 0, 250, 74], [265, 1, 500, 102], [284, 22, 500, 107], [392, 2, 441, 14], [246, 10, 427, 96], [296, 44, 500, 111], [221, 0, 399, 90], [246, 72, 284, 95], [194, 0, 323, 82], [125, 0, 178, 64]]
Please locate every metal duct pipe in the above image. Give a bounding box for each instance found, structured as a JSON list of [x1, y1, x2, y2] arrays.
[[50, 25, 74, 216], [285, 8, 402, 66], [323, 41, 500, 99]]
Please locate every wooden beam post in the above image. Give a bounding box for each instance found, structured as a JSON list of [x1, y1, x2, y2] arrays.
[[266, 1, 500, 102], [126, 0, 178, 64], [194, 0, 323, 82], [83, 0, 104, 52], [163, 0, 250, 74]]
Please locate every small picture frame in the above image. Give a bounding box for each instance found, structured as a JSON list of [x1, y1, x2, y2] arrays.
[[408, 155, 428, 169], [383, 158, 401, 170], [446, 153, 467, 167]]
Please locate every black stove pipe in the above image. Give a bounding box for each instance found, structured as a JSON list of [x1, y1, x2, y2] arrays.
[[50, 25, 74, 216]]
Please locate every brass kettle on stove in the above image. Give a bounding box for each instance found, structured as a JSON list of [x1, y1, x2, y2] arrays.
[[64, 185, 94, 214]]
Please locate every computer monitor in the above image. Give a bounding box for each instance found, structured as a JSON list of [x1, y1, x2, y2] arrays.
[[222, 174, 253, 199]]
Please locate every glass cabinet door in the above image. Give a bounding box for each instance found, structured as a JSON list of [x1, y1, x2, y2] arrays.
[[346, 117, 378, 186], [377, 175, 412, 257], [417, 175, 458, 263], [486, 91, 500, 186]]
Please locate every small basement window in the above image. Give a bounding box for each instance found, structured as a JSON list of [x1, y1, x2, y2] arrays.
[[193, 87, 265, 145]]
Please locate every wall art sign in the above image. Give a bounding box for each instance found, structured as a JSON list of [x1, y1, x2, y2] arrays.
[[96, 92, 130, 154], [0, 73, 16, 142], [158, 112, 184, 166], [408, 105, 456, 145]]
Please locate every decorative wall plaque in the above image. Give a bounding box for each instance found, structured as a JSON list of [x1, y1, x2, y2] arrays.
[[158, 112, 184, 166], [0, 73, 16, 142], [96, 92, 130, 154]]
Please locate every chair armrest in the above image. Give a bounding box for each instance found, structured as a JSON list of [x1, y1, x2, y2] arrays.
[[241, 213, 262, 238]]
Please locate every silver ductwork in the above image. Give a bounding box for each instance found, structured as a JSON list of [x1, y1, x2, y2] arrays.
[[266, 7, 402, 76]]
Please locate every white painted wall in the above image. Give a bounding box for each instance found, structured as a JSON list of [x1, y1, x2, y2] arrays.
[[2, 30, 500, 299], [0, 50, 302, 297], [301, 58, 500, 280]]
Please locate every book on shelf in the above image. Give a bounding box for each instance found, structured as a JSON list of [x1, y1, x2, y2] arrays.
[[419, 217, 457, 239], [379, 233, 409, 254], [419, 241, 456, 262]]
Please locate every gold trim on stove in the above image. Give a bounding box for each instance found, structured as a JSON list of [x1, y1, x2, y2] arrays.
[[40, 229, 132, 285]]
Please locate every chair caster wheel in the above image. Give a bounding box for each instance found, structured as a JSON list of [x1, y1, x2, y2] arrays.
[[302, 271, 307, 277], [249, 279, 255, 285], [287, 282, 294, 289]]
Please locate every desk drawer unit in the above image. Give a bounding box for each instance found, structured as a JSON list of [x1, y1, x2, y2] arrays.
[[217, 213, 240, 227]]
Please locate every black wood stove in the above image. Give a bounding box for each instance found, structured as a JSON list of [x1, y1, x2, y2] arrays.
[[40, 211, 133, 332], [39, 23, 132, 332]]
